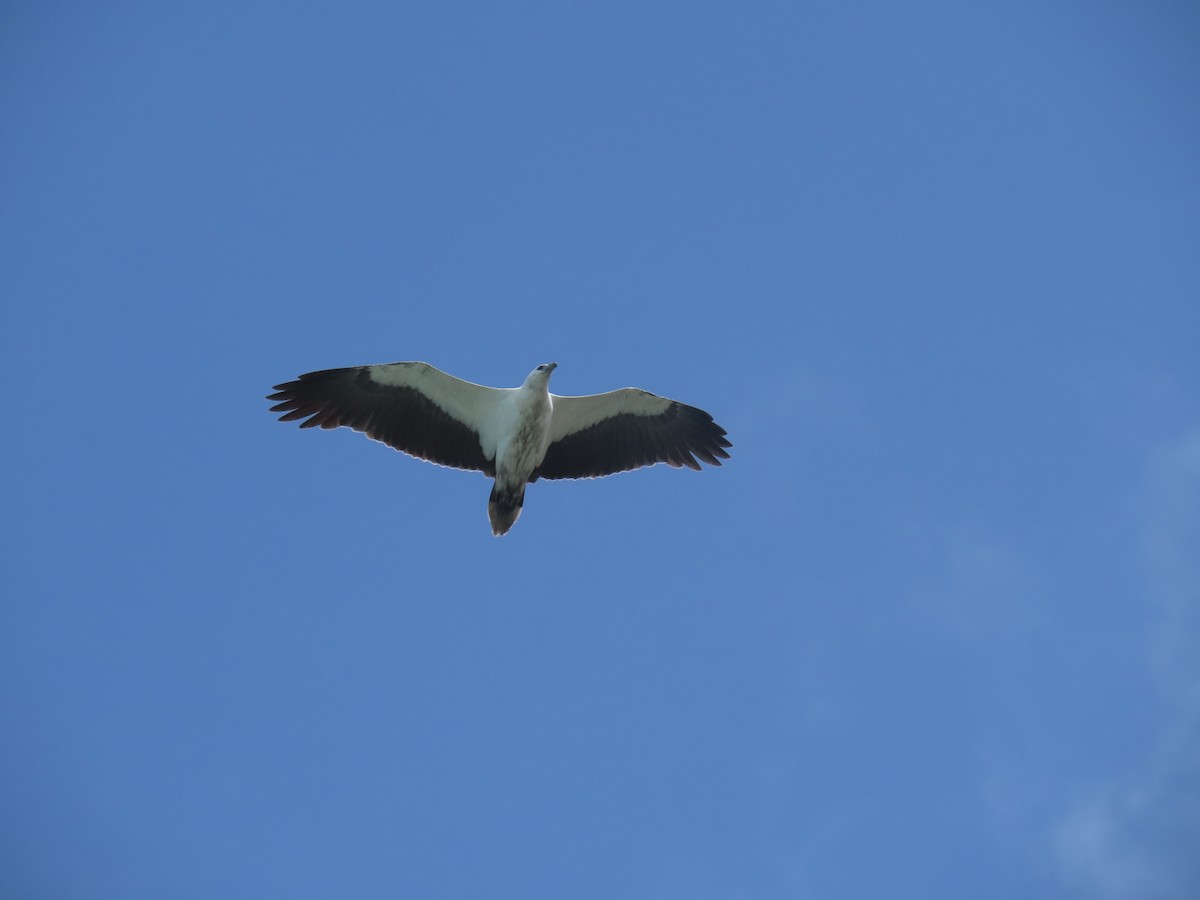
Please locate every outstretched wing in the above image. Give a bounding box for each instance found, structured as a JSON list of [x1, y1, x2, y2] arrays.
[[267, 361, 504, 475], [534, 388, 731, 480]]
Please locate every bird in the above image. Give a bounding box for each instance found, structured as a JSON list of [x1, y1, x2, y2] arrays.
[[267, 361, 731, 535]]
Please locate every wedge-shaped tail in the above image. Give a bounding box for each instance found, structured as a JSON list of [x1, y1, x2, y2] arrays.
[[488, 484, 526, 536]]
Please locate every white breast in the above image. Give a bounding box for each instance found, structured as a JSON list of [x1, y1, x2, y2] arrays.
[[492, 388, 552, 484]]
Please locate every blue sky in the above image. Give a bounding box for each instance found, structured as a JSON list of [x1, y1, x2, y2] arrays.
[[2, 2, 1198, 897]]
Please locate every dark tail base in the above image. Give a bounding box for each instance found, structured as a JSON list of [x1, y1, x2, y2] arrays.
[[488, 484, 526, 536]]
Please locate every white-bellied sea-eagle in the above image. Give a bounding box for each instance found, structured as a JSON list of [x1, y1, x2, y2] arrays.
[[267, 361, 731, 535]]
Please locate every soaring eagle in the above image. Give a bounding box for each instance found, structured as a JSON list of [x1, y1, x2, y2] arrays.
[[268, 361, 731, 535]]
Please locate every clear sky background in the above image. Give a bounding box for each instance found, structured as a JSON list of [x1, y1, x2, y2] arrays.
[[3, 3, 1198, 898]]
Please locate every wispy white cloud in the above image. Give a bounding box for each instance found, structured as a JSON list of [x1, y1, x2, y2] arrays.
[[1049, 426, 1200, 899], [939, 422, 1200, 898], [1053, 791, 1194, 899], [1140, 429, 1200, 702]]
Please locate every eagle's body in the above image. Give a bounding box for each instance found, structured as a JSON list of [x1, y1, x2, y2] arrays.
[[267, 361, 730, 535], [485, 365, 556, 534]]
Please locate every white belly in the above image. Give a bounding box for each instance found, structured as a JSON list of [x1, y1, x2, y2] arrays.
[[493, 391, 552, 486]]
